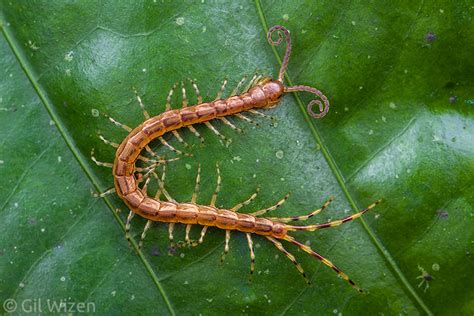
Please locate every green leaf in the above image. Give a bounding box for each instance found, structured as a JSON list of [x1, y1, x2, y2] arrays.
[[1, 1, 473, 315]]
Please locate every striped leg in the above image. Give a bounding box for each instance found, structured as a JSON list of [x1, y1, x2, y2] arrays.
[[168, 223, 175, 248], [235, 113, 260, 127], [284, 235, 363, 292], [231, 187, 260, 212], [216, 77, 249, 134], [104, 114, 132, 132], [246, 233, 255, 280], [188, 164, 208, 245], [135, 87, 191, 157], [268, 197, 333, 223], [230, 76, 248, 96], [204, 121, 230, 144], [186, 79, 205, 143], [103, 113, 168, 161], [91, 149, 113, 168], [214, 78, 228, 100], [93, 187, 115, 198], [152, 165, 175, 202], [182, 165, 202, 247], [266, 236, 309, 284], [98, 135, 119, 148], [249, 193, 290, 216], [220, 230, 231, 263], [138, 220, 152, 249], [125, 210, 135, 246], [210, 163, 221, 207], [204, 79, 230, 143], [286, 200, 382, 232]]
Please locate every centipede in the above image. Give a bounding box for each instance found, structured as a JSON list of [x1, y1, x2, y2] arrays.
[[92, 25, 380, 292]]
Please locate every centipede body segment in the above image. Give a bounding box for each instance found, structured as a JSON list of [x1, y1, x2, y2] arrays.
[[92, 25, 380, 292]]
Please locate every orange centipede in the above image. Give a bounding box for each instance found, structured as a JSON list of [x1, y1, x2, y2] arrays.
[[92, 25, 380, 292]]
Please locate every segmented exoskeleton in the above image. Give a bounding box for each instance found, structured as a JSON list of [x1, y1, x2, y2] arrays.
[[92, 25, 380, 292]]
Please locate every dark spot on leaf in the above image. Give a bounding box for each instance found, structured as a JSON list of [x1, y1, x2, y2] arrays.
[[444, 81, 455, 89], [437, 210, 448, 219], [168, 245, 177, 256], [150, 245, 161, 257], [425, 32, 436, 43], [27, 218, 37, 225]]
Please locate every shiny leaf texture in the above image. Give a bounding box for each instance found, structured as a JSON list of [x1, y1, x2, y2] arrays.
[[1, 1, 473, 315]]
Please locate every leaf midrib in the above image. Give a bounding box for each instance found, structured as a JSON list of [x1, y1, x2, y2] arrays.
[[0, 17, 176, 316], [253, 1, 432, 315]]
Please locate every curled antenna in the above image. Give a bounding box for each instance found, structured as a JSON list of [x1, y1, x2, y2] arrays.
[[267, 25, 291, 82], [267, 25, 330, 119], [285, 85, 330, 119]]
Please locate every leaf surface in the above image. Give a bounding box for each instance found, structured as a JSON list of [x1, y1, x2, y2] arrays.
[[1, 1, 473, 314]]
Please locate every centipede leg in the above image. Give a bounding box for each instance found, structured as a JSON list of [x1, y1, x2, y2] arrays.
[[91, 149, 113, 168], [204, 121, 230, 144], [246, 233, 255, 281], [163, 82, 189, 148], [168, 223, 175, 248], [210, 163, 221, 207], [266, 236, 309, 284], [125, 210, 135, 246], [230, 76, 248, 96], [198, 163, 221, 246], [214, 78, 228, 101], [185, 79, 205, 143], [134, 88, 151, 119], [98, 135, 119, 148], [267, 197, 333, 223], [234, 113, 260, 127], [220, 230, 231, 263], [198, 226, 208, 244], [153, 165, 175, 202], [250, 193, 290, 216], [286, 200, 382, 232], [218, 117, 243, 134], [104, 114, 132, 132], [158, 136, 192, 157], [216, 77, 247, 134], [185, 224, 192, 244], [284, 235, 363, 292], [93, 187, 115, 198], [138, 220, 152, 249], [231, 187, 260, 212]]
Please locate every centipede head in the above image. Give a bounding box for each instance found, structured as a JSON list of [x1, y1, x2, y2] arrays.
[[258, 77, 285, 108]]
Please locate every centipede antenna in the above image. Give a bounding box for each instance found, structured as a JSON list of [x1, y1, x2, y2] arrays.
[[285, 85, 330, 119], [267, 25, 292, 82]]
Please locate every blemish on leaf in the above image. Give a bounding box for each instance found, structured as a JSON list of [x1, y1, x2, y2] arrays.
[[176, 17, 185, 26], [425, 32, 436, 43], [275, 150, 284, 159], [64, 51, 74, 62], [437, 209, 449, 219], [91, 109, 99, 117], [449, 95, 457, 104]]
